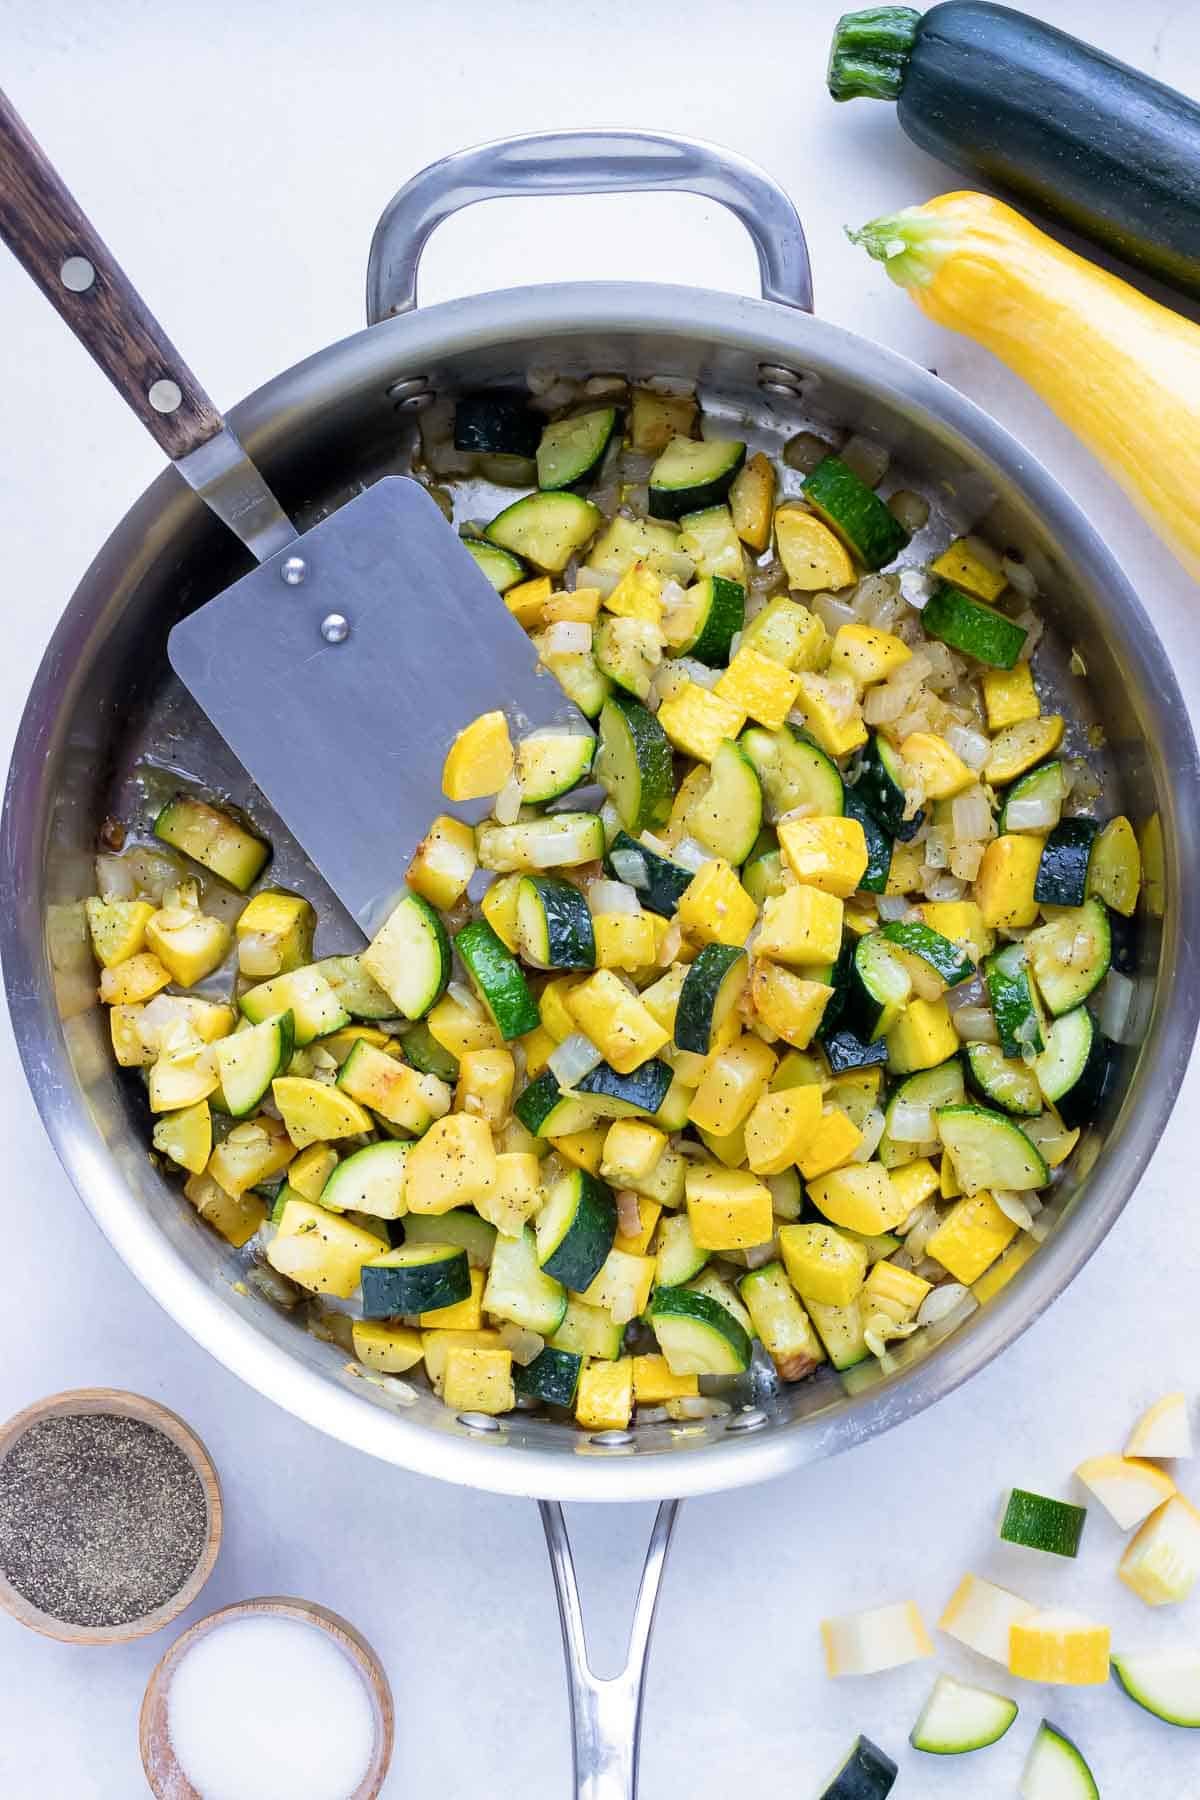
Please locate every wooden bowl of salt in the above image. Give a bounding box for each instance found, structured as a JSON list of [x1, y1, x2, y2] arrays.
[[140, 1596, 394, 1799]]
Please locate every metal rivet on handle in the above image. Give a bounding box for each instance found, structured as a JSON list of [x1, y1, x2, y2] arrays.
[[457, 1412, 500, 1434], [148, 378, 183, 414], [59, 255, 95, 292], [590, 1429, 635, 1450], [386, 375, 431, 400], [396, 392, 434, 413], [757, 362, 804, 390], [280, 556, 307, 587], [725, 1407, 768, 1435], [320, 613, 350, 644]]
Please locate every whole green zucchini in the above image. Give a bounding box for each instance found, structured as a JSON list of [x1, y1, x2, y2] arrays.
[[828, 2, 1200, 299]]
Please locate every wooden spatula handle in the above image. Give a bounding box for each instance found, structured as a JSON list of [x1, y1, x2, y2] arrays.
[[0, 86, 222, 460]]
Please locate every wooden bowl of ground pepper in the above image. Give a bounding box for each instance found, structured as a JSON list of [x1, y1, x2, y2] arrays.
[[0, 1388, 221, 1645]]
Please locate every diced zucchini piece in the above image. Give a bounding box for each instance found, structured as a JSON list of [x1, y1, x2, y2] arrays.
[[595, 694, 674, 834], [463, 536, 527, 594], [910, 1673, 1018, 1756], [550, 1296, 624, 1361], [309, 955, 396, 1021], [648, 436, 746, 520], [241, 966, 350, 1045], [361, 1242, 470, 1317], [922, 582, 1027, 669], [456, 918, 540, 1039], [516, 875, 596, 971], [1025, 899, 1112, 1015], [516, 729, 595, 803], [483, 1226, 568, 1335], [535, 1168, 617, 1291], [603, 830, 692, 919], [803, 454, 909, 570], [648, 1284, 751, 1375], [817, 1735, 898, 1799], [153, 794, 270, 890], [986, 941, 1044, 1058], [485, 491, 602, 573], [1112, 1649, 1200, 1728], [536, 407, 619, 490], [403, 1208, 497, 1268], [676, 575, 745, 666], [1035, 818, 1100, 907], [844, 933, 912, 1042], [476, 812, 605, 872], [965, 1043, 1042, 1116], [675, 944, 748, 1054], [881, 920, 974, 986], [999, 760, 1068, 834], [741, 726, 844, 822], [513, 1345, 583, 1407], [454, 392, 539, 456], [322, 1140, 410, 1220], [681, 739, 762, 864], [1019, 1721, 1099, 1797], [935, 1106, 1049, 1194], [573, 1058, 673, 1120], [214, 1012, 294, 1117], [1000, 1488, 1087, 1558], [854, 733, 921, 840], [362, 892, 452, 1021]]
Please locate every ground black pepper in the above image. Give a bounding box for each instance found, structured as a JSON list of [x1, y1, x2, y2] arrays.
[[0, 1412, 208, 1627]]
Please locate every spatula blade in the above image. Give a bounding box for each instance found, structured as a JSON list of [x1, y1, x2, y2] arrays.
[[167, 475, 589, 934]]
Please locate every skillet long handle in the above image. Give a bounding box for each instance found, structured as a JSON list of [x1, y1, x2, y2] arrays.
[[0, 86, 222, 460]]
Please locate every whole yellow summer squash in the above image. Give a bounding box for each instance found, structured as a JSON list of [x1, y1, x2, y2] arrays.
[[852, 191, 1200, 579]]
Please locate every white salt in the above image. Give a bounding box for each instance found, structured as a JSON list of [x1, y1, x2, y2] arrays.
[[168, 1613, 376, 1800]]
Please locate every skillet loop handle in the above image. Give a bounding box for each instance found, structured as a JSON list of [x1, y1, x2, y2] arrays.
[[365, 130, 813, 321], [0, 86, 223, 461], [540, 1498, 680, 1800]]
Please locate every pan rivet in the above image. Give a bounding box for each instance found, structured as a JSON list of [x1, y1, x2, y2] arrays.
[[457, 1412, 501, 1434], [320, 613, 350, 644], [758, 362, 804, 391], [387, 375, 431, 400], [148, 378, 183, 414], [590, 1430, 635, 1450], [280, 555, 307, 586], [397, 392, 434, 412], [725, 1407, 767, 1434], [60, 255, 96, 292]]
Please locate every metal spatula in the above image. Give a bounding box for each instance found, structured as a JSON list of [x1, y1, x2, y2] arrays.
[[0, 90, 583, 933]]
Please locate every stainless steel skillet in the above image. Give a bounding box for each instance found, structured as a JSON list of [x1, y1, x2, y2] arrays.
[[2, 121, 1197, 1796]]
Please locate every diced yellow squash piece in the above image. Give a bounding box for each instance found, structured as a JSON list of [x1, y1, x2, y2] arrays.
[[919, 899, 994, 963], [927, 1192, 1019, 1284], [829, 623, 912, 687], [420, 1266, 486, 1330], [885, 839, 925, 897], [715, 646, 801, 731], [684, 1164, 773, 1251], [99, 951, 172, 1005], [1119, 1495, 1200, 1605], [183, 1172, 266, 1249], [110, 1004, 153, 1067], [971, 1232, 1039, 1303], [542, 586, 601, 624], [862, 1258, 931, 1325], [778, 815, 869, 897], [1008, 1610, 1111, 1685], [312, 1025, 389, 1067], [85, 897, 155, 968], [729, 451, 775, 552], [808, 1164, 909, 1234], [234, 890, 315, 979], [940, 1149, 963, 1199], [287, 1143, 339, 1203], [886, 1157, 940, 1215], [930, 535, 1007, 602], [1088, 815, 1141, 918], [575, 1357, 635, 1431], [593, 911, 658, 971], [739, 1262, 825, 1379], [758, 884, 844, 965], [442, 709, 514, 802], [975, 834, 1044, 930], [749, 961, 834, 1049], [564, 970, 669, 1074], [630, 388, 697, 454], [480, 873, 523, 953], [267, 1197, 380, 1298], [548, 1124, 609, 1176], [742, 594, 829, 672], [1125, 1391, 1194, 1460], [775, 504, 856, 590], [688, 1035, 777, 1136], [1074, 1455, 1176, 1532], [271, 1077, 371, 1148], [939, 1573, 1036, 1664], [822, 1601, 933, 1676], [797, 1105, 863, 1179], [539, 973, 587, 1043], [696, 1119, 747, 1170], [405, 1113, 496, 1214], [476, 1151, 543, 1236], [656, 682, 746, 763], [442, 1344, 515, 1416], [780, 1221, 869, 1307], [1140, 811, 1165, 918], [406, 815, 478, 909], [580, 1248, 656, 1324], [516, 1022, 556, 1078], [428, 990, 504, 1058], [743, 1086, 823, 1175], [145, 910, 231, 988], [352, 1319, 424, 1374], [339, 1041, 452, 1133], [148, 1047, 220, 1113], [984, 715, 1065, 786], [504, 575, 552, 628], [677, 858, 758, 948], [151, 1099, 212, 1175], [791, 671, 868, 758], [422, 1328, 504, 1393], [605, 562, 664, 623], [632, 1352, 698, 1403], [626, 1143, 687, 1209], [614, 1197, 662, 1257], [601, 1120, 668, 1186], [900, 731, 975, 801], [455, 1047, 516, 1127], [886, 997, 960, 1074], [982, 663, 1040, 731]]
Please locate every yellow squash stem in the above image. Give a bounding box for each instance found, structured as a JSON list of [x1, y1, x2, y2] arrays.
[[851, 191, 1200, 578]]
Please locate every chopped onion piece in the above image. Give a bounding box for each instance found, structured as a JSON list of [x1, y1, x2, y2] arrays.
[[497, 1322, 545, 1367], [1098, 969, 1139, 1044], [493, 772, 524, 825], [900, 567, 935, 610], [889, 1101, 935, 1143], [616, 1189, 643, 1238], [575, 563, 618, 599], [674, 656, 720, 690], [1004, 795, 1060, 831], [543, 620, 592, 657], [946, 726, 991, 771], [665, 1395, 731, 1421], [947, 972, 986, 1012], [673, 837, 709, 873], [588, 879, 641, 916], [993, 1189, 1036, 1230], [447, 979, 484, 1015], [812, 591, 860, 635], [876, 894, 910, 922], [608, 848, 649, 888], [851, 1108, 886, 1161], [1002, 554, 1038, 598], [925, 873, 966, 902], [95, 854, 136, 901], [953, 1005, 1000, 1043], [949, 843, 985, 882], [549, 1032, 604, 1089], [917, 1282, 973, 1328]]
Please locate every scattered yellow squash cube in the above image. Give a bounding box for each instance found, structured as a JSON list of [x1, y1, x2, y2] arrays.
[[744, 1086, 823, 1175], [286, 1143, 339, 1203], [442, 709, 514, 801], [148, 1048, 220, 1113], [685, 1164, 773, 1250], [419, 1266, 486, 1331], [234, 890, 315, 978], [1119, 1496, 1200, 1607], [688, 1035, 777, 1136], [99, 951, 172, 1005], [476, 1151, 543, 1236], [749, 961, 834, 1048], [601, 1120, 668, 1186], [975, 834, 1044, 929], [758, 884, 844, 965], [887, 1157, 940, 1215], [351, 1319, 424, 1374], [615, 1197, 662, 1257], [778, 816, 869, 897], [791, 672, 868, 757], [575, 1357, 635, 1431], [886, 997, 960, 1074], [741, 594, 829, 671], [406, 1113, 496, 1213], [542, 586, 601, 624], [539, 974, 587, 1043], [970, 1233, 1039, 1303], [677, 858, 758, 947], [808, 1164, 909, 1234], [862, 1258, 930, 1325], [982, 663, 1040, 730], [517, 1023, 557, 1078], [797, 1105, 863, 1179], [406, 814, 478, 909], [780, 1221, 869, 1306], [455, 1047, 516, 1127], [900, 732, 975, 800], [829, 623, 912, 687], [1073, 1455, 1176, 1532], [504, 575, 552, 628], [984, 715, 1065, 785], [927, 1192, 1019, 1284], [442, 1344, 515, 1415], [940, 1149, 963, 1199], [267, 1198, 380, 1299], [427, 990, 503, 1058], [822, 1601, 933, 1676], [696, 1119, 747, 1170], [422, 1328, 505, 1393], [1126, 1391, 1193, 1460], [480, 873, 523, 951], [151, 1100, 213, 1176], [885, 839, 925, 896], [715, 646, 801, 731], [565, 970, 669, 1074], [183, 1173, 265, 1248], [593, 911, 658, 971], [549, 1125, 609, 1176], [729, 452, 775, 552], [605, 562, 664, 623], [85, 897, 155, 969], [919, 899, 994, 963], [656, 682, 746, 763], [1008, 1610, 1111, 1685], [632, 1353, 698, 1403], [939, 1573, 1036, 1664], [272, 1077, 373, 1148], [145, 911, 231, 987], [775, 505, 855, 590], [581, 1249, 656, 1324], [930, 536, 1007, 602]]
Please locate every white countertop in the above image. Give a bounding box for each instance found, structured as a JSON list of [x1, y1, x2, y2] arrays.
[[2, 0, 1200, 1792]]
